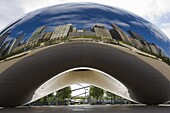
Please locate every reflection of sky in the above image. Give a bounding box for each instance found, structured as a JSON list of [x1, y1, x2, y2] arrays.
[[0, 3, 170, 56]]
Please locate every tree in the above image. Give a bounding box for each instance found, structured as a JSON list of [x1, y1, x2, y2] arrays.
[[56, 86, 72, 104], [89, 86, 104, 101], [106, 91, 116, 104]]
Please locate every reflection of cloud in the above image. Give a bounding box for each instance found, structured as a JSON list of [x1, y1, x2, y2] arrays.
[[44, 14, 80, 23], [17, 31, 23, 35], [160, 23, 170, 40], [143, 22, 170, 42], [129, 21, 144, 27], [110, 20, 130, 28]]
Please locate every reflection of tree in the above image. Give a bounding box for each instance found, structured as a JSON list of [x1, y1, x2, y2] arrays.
[[56, 86, 72, 105], [31, 86, 72, 105], [106, 91, 115, 104], [89, 86, 104, 102]]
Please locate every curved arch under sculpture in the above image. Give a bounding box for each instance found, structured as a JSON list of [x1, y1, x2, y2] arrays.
[[29, 67, 134, 104]]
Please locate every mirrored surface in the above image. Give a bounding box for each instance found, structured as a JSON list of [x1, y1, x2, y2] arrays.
[[0, 3, 169, 107], [0, 3, 170, 61]]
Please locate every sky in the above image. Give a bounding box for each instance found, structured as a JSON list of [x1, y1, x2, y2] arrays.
[[0, 0, 170, 39]]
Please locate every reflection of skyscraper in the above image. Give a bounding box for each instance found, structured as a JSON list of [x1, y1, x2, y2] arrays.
[[51, 24, 72, 40], [72, 27, 77, 33], [148, 43, 160, 55], [128, 31, 145, 41], [0, 40, 11, 57], [7, 34, 25, 54], [69, 30, 96, 37], [110, 24, 131, 44], [91, 24, 112, 38], [0, 30, 10, 47], [0, 41, 9, 57], [43, 32, 53, 41], [128, 36, 143, 49], [128, 31, 151, 52], [28, 26, 46, 43]]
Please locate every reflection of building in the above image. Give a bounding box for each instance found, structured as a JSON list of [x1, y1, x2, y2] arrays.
[[128, 31, 151, 52], [72, 27, 77, 33], [128, 36, 143, 49], [7, 34, 25, 54], [148, 43, 160, 55], [91, 24, 112, 38], [0, 41, 9, 57], [28, 26, 46, 43], [43, 32, 53, 41], [0, 30, 10, 47], [69, 30, 96, 37], [110, 24, 131, 44], [51, 24, 72, 40], [0, 40, 11, 57]]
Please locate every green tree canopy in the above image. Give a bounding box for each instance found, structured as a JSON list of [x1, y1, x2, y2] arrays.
[[89, 86, 104, 100], [56, 86, 72, 102]]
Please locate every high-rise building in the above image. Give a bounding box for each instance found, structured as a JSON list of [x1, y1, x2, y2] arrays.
[[51, 24, 72, 40], [128, 31, 145, 41], [148, 43, 160, 55], [7, 34, 25, 54], [72, 27, 77, 33], [43, 32, 53, 41], [110, 24, 131, 44], [0, 30, 10, 47], [128, 36, 143, 49], [69, 30, 96, 37], [28, 26, 46, 43], [91, 24, 112, 38], [128, 30, 151, 52], [0, 41, 9, 58]]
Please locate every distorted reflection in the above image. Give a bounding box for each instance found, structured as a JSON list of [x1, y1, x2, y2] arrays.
[[0, 3, 169, 65]]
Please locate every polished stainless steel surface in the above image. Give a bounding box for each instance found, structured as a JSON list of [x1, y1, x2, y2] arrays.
[[0, 3, 169, 107]]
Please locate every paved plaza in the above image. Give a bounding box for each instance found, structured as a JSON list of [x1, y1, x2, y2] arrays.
[[0, 105, 169, 113]]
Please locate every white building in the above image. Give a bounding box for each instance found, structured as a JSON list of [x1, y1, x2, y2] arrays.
[[51, 24, 72, 40]]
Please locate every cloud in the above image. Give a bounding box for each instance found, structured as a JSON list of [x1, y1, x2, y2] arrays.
[[110, 20, 130, 28], [0, 0, 25, 31], [129, 21, 144, 27], [160, 23, 170, 40]]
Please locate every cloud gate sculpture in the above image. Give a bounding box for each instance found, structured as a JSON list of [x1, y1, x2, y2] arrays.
[[0, 3, 170, 107]]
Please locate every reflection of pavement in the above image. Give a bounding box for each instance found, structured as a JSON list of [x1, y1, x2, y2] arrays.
[[0, 41, 169, 107], [0, 105, 170, 113], [1, 41, 170, 81]]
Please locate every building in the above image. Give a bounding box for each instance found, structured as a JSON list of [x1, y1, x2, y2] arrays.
[[0, 41, 9, 58], [0, 30, 10, 47], [72, 27, 77, 33], [51, 24, 72, 40], [69, 30, 96, 37], [148, 43, 160, 55], [28, 26, 46, 43], [91, 24, 112, 38], [128, 36, 143, 49], [110, 24, 131, 44], [128, 31, 151, 52], [7, 34, 25, 54], [43, 32, 53, 41], [128, 31, 145, 41]]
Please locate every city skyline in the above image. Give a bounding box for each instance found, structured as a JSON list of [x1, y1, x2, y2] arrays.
[[0, 22, 165, 59], [0, 3, 169, 57]]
